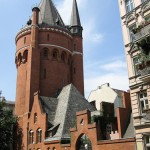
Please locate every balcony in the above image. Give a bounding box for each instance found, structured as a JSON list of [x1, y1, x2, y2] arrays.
[[136, 53, 150, 82], [132, 23, 150, 42]]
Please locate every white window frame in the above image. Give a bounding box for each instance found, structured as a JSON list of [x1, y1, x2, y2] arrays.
[[139, 92, 149, 114], [125, 0, 134, 13], [144, 135, 150, 150]]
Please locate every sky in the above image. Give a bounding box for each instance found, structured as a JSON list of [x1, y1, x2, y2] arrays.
[[0, 0, 129, 101]]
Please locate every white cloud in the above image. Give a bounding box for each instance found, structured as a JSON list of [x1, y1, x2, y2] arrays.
[[100, 60, 127, 71]]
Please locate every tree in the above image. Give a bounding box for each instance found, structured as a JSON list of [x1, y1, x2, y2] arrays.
[[0, 100, 17, 150]]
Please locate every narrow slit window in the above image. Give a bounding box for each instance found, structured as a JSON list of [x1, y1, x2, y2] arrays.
[[24, 37, 26, 44], [47, 34, 50, 41], [44, 69, 46, 79]]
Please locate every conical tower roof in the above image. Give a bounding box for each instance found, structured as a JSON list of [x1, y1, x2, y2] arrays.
[[70, 0, 81, 26], [38, 0, 65, 26]]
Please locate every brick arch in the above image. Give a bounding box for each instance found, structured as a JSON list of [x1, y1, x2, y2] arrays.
[[61, 51, 67, 62], [68, 54, 72, 65], [18, 52, 22, 66], [42, 47, 49, 59], [22, 50, 28, 63], [52, 48, 59, 60], [75, 133, 92, 150]]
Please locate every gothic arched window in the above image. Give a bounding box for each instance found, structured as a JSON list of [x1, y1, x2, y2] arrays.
[[52, 49, 58, 60], [18, 53, 22, 65], [43, 48, 48, 59], [61, 52, 66, 62], [29, 130, 34, 144], [37, 128, 42, 143], [23, 50, 28, 63]]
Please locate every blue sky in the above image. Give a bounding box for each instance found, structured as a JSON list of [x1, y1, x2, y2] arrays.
[[0, 0, 129, 101]]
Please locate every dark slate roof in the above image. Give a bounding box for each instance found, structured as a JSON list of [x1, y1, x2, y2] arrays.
[[70, 0, 81, 26], [40, 97, 58, 124], [40, 84, 96, 141], [25, 0, 65, 28], [38, 0, 65, 27], [123, 113, 135, 138]]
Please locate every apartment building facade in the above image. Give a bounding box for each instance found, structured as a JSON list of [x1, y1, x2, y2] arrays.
[[118, 0, 150, 150]]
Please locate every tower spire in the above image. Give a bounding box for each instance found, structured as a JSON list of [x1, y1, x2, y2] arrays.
[[70, 0, 82, 36], [70, 0, 81, 26], [39, 0, 65, 26]]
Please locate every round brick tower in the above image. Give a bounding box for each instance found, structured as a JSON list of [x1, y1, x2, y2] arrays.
[[15, 0, 84, 116]]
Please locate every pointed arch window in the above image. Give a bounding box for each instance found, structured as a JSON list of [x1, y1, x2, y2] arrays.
[[23, 50, 28, 63], [47, 34, 50, 41], [43, 48, 48, 59], [37, 128, 42, 143], [24, 37, 26, 44], [61, 52, 66, 62], [52, 49, 58, 60], [43, 68, 47, 79], [29, 130, 34, 144], [18, 53, 22, 65]]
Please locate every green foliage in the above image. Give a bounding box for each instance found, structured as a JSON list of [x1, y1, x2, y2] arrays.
[[0, 101, 17, 150]]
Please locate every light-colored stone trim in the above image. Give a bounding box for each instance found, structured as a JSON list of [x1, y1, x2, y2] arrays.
[[16, 45, 30, 54], [39, 44, 83, 56]]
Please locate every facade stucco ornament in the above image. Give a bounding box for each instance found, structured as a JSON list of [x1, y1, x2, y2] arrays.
[[125, 12, 136, 26], [141, 2, 150, 16], [143, 111, 150, 121]]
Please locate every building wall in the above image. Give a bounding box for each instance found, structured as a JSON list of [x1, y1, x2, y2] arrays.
[[118, 0, 150, 149], [88, 83, 124, 111]]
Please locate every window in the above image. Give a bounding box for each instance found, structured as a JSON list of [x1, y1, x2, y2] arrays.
[[142, 0, 148, 3], [73, 68, 76, 74], [139, 92, 149, 114], [47, 34, 50, 41], [133, 56, 140, 75], [53, 147, 56, 150], [47, 148, 50, 150], [24, 37, 26, 44], [34, 113, 37, 123], [23, 50, 28, 63], [106, 123, 112, 134], [43, 48, 48, 58], [43, 69, 46, 79], [18, 53, 22, 65], [74, 44, 76, 50], [128, 24, 136, 42], [52, 50, 58, 60], [144, 135, 150, 150], [61, 52, 66, 62], [29, 130, 34, 144], [37, 129, 42, 143], [125, 0, 134, 13]]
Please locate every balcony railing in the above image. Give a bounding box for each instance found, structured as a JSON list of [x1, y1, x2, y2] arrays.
[[132, 23, 150, 42], [135, 52, 150, 82]]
